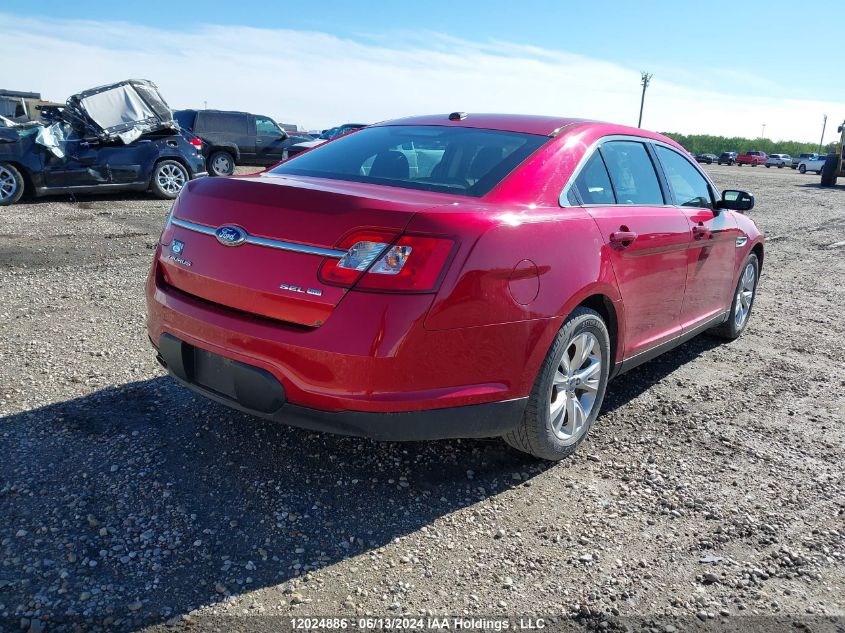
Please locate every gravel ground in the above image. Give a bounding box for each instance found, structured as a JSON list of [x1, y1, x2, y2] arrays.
[[1, 165, 843, 632]]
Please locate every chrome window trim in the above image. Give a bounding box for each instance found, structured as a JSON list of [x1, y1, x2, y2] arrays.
[[559, 134, 720, 209], [170, 217, 347, 258]]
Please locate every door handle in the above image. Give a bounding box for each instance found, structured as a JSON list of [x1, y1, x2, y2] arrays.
[[609, 230, 638, 248], [693, 225, 711, 240]]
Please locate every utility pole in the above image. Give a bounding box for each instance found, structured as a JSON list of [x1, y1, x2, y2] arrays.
[[819, 114, 827, 153], [637, 72, 652, 128], [761, 123, 766, 138]]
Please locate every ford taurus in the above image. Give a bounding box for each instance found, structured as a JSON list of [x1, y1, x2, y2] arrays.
[[146, 113, 763, 460]]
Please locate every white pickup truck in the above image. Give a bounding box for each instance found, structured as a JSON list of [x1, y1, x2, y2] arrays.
[[797, 155, 827, 174]]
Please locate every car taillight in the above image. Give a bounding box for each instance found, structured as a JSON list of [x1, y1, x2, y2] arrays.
[[188, 137, 202, 149], [319, 231, 456, 293]]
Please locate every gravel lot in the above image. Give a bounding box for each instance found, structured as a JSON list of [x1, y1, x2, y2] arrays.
[[1, 165, 843, 632]]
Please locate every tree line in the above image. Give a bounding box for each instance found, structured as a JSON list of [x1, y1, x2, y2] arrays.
[[661, 132, 837, 156]]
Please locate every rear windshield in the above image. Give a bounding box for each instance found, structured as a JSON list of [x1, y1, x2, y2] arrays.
[[269, 125, 549, 197]]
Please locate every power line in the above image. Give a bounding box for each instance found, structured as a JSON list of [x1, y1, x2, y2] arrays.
[[637, 72, 652, 129]]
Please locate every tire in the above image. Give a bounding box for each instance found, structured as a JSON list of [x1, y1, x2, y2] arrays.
[[710, 253, 759, 340], [503, 307, 610, 461], [799, 164, 806, 174], [150, 160, 189, 200], [765, 164, 770, 168], [777, 164, 784, 168], [821, 156, 839, 187], [0, 162, 24, 206], [208, 150, 235, 177]]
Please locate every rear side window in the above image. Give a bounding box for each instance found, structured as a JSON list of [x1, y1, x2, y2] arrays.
[[572, 152, 615, 205], [196, 112, 249, 134], [654, 145, 714, 209], [600, 141, 664, 205]]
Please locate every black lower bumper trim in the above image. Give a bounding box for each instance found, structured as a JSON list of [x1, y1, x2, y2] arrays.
[[156, 333, 526, 441]]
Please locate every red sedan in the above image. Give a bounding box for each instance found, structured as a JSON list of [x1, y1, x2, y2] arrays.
[[146, 113, 763, 460]]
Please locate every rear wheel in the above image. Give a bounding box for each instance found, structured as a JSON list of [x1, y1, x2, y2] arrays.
[[150, 160, 188, 199], [208, 150, 235, 177], [503, 307, 610, 461], [821, 156, 839, 187], [0, 163, 24, 206], [710, 253, 759, 340]]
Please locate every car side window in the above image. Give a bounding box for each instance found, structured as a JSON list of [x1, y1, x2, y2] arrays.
[[255, 116, 281, 137], [654, 145, 714, 209], [198, 112, 248, 135], [572, 152, 615, 205], [600, 141, 664, 205]]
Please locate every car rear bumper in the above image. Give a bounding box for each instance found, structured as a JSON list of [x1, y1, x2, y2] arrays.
[[154, 332, 526, 440], [146, 254, 552, 433]]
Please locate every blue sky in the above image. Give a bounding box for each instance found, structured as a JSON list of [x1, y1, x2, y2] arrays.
[[2, 1, 841, 141]]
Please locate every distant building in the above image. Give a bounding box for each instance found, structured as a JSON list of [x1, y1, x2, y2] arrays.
[[278, 122, 299, 132]]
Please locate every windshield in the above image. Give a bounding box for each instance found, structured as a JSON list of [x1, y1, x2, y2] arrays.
[[270, 125, 549, 197]]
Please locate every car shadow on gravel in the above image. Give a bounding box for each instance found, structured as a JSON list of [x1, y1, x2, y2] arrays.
[[19, 191, 163, 206], [0, 376, 544, 631], [600, 334, 723, 414], [793, 182, 845, 190]]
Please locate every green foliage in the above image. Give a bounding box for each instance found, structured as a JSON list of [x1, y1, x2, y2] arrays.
[[661, 132, 837, 156]]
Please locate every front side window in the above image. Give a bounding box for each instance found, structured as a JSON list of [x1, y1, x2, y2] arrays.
[[654, 145, 713, 209], [270, 125, 548, 197], [255, 116, 281, 136], [571, 152, 615, 205], [600, 141, 664, 205]]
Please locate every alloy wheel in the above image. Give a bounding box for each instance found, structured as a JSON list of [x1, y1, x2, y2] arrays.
[[157, 163, 187, 195], [549, 332, 602, 445], [0, 165, 18, 201], [734, 262, 756, 328]]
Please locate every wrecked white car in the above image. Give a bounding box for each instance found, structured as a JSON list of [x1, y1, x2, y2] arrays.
[[0, 79, 206, 206]]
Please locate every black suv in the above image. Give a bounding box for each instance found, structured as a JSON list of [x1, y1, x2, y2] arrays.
[[0, 80, 206, 206], [175, 110, 310, 176], [717, 151, 738, 165]]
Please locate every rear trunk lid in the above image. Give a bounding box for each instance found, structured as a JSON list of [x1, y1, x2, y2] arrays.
[[158, 173, 451, 326]]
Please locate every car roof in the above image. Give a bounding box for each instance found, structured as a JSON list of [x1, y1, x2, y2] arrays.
[[373, 113, 589, 136]]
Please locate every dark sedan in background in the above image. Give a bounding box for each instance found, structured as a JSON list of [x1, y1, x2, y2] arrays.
[[694, 153, 718, 164]]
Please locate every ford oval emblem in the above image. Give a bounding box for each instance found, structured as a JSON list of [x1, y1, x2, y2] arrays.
[[215, 225, 247, 247]]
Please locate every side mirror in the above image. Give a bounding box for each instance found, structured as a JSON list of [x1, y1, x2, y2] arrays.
[[718, 189, 755, 213], [280, 129, 289, 141]]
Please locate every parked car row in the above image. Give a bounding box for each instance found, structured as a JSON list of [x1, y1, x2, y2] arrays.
[[696, 149, 829, 175], [0, 78, 371, 205]]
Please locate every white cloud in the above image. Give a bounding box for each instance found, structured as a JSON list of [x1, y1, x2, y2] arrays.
[[2, 13, 839, 142]]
